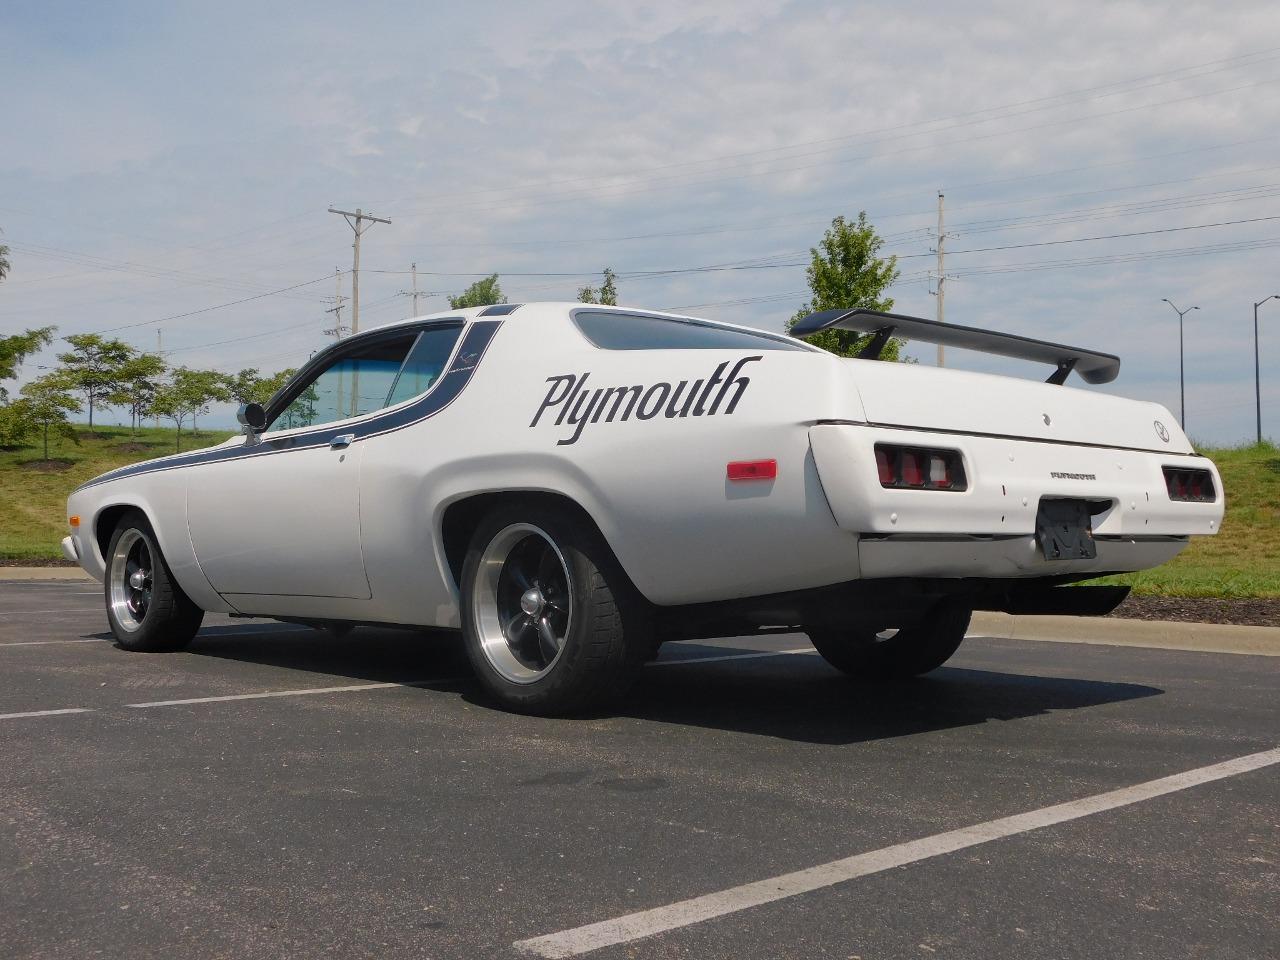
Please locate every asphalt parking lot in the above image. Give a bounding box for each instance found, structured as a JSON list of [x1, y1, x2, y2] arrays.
[[2, 579, 1277, 960]]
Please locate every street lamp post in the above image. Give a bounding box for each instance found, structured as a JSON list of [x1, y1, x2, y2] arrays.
[[1162, 299, 1199, 429], [1254, 295, 1280, 445]]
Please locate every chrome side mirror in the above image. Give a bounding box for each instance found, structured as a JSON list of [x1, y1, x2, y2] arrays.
[[237, 403, 266, 445]]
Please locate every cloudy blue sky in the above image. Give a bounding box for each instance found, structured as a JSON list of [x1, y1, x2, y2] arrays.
[[2, 0, 1279, 441]]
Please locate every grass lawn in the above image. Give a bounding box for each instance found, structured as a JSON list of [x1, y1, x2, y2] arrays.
[[0, 424, 234, 561], [1, 426, 1276, 598]]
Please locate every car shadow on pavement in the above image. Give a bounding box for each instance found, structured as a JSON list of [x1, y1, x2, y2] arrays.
[[620, 643, 1164, 745], [175, 624, 474, 689]]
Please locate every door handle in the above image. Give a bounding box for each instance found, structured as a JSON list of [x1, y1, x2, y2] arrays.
[[330, 433, 355, 450]]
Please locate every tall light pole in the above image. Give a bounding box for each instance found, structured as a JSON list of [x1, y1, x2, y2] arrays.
[[1162, 299, 1199, 428], [1254, 295, 1280, 445]]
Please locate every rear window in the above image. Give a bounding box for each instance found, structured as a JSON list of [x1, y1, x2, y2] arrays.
[[573, 310, 806, 351]]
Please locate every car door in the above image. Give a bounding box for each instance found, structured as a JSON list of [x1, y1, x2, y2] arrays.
[[186, 330, 421, 600]]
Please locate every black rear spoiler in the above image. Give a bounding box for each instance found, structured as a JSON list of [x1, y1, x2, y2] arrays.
[[790, 308, 1121, 385]]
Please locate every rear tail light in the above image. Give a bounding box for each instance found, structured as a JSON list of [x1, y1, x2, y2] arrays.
[[875, 444, 967, 491], [1163, 466, 1215, 502]]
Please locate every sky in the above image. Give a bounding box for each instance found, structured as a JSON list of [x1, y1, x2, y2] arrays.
[[1, 0, 1279, 442]]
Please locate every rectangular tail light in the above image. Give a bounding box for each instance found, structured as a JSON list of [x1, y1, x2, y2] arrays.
[[1163, 466, 1216, 502], [874, 444, 967, 491]]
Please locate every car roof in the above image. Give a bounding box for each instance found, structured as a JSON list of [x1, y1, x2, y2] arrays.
[[361, 301, 824, 352]]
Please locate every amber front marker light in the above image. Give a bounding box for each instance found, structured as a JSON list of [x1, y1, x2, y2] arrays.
[[68, 516, 81, 528]]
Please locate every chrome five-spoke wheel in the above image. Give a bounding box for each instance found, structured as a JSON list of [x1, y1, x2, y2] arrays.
[[472, 523, 573, 684], [109, 528, 154, 632]]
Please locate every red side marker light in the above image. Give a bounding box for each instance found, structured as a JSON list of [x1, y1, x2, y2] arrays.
[[727, 459, 777, 481]]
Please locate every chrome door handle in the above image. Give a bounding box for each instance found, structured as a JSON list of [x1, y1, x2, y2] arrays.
[[330, 433, 355, 449]]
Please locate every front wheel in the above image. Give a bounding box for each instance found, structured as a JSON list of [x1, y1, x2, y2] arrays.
[[807, 601, 971, 680], [459, 502, 648, 715], [105, 511, 204, 651]]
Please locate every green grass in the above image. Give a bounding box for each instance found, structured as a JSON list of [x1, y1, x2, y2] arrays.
[[1, 426, 1276, 597], [0, 424, 234, 561]]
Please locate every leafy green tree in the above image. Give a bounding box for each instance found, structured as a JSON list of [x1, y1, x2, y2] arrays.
[[148, 367, 232, 449], [786, 213, 903, 361], [0, 226, 10, 281], [16, 374, 82, 460], [229, 367, 296, 407], [448, 274, 506, 309], [109, 353, 167, 435], [149, 382, 192, 451], [577, 267, 618, 306], [57, 333, 135, 428], [0, 326, 56, 402]]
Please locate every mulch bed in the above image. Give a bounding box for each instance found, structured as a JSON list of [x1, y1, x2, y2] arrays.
[[1109, 595, 1279, 628], [18, 459, 75, 472]]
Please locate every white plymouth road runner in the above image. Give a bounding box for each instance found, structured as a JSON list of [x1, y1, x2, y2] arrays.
[[64, 303, 1223, 713]]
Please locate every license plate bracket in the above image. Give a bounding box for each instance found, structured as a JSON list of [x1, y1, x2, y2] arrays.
[[1036, 499, 1097, 561]]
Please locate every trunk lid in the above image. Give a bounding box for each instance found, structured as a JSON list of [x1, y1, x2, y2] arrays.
[[844, 358, 1192, 454]]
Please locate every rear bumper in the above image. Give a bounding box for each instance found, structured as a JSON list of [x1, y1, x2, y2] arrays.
[[810, 423, 1222, 577]]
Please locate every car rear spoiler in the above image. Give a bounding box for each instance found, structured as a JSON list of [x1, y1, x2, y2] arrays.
[[790, 308, 1121, 385]]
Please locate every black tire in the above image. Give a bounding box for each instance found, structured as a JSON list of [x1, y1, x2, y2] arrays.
[[104, 511, 204, 652], [807, 601, 971, 680], [459, 500, 649, 715]]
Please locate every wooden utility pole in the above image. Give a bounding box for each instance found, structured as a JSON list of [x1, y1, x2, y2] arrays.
[[934, 191, 947, 367], [328, 207, 391, 334], [323, 268, 349, 340], [154, 328, 162, 428], [401, 262, 427, 316]]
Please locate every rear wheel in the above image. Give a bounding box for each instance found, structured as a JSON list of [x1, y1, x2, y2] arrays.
[[105, 511, 203, 651], [460, 501, 648, 715], [807, 601, 971, 680]]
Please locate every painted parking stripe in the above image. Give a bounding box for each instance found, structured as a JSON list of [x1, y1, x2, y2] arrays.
[[650, 648, 813, 666], [126, 680, 432, 708], [0, 708, 96, 721], [514, 745, 1280, 958], [0, 638, 109, 647]]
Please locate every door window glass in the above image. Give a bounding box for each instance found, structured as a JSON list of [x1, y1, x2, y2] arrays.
[[385, 325, 462, 407], [274, 335, 417, 430]]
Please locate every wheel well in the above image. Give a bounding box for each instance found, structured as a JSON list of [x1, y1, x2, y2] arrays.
[[94, 504, 140, 561], [439, 491, 612, 591]]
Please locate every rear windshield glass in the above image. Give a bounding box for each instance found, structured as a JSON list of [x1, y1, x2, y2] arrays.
[[573, 310, 806, 351]]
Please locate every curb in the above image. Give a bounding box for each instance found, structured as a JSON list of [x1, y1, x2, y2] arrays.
[[971, 611, 1280, 657], [0, 567, 93, 581]]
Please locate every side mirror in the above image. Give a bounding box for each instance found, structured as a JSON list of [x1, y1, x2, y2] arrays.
[[237, 402, 266, 441]]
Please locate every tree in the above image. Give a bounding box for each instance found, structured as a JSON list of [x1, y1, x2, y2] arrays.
[[57, 333, 135, 428], [0, 226, 10, 281], [148, 382, 192, 451], [0, 326, 56, 402], [448, 274, 506, 309], [577, 267, 618, 306], [786, 213, 903, 361], [16, 374, 81, 460], [178, 367, 231, 434], [109, 353, 167, 435], [229, 367, 296, 407]]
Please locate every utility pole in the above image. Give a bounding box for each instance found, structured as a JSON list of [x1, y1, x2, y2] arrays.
[[1161, 299, 1199, 429], [930, 191, 954, 367], [154, 328, 162, 429], [323, 268, 349, 341], [328, 207, 391, 335], [400, 262, 427, 316], [1255, 294, 1280, 445]]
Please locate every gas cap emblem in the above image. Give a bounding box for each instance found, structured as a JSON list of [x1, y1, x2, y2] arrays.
[[1154, 420, 1170, 443]]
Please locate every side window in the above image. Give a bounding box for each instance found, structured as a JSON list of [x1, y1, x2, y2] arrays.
[[273, 335, 417, 431], [385, 325, 462, 407], [573, 310, 807, 351]]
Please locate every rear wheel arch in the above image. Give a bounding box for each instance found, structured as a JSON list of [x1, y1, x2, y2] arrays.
[[439, 491, 643, 600]]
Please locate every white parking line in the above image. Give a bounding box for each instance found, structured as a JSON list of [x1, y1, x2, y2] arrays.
[[514, 745, 1280, 958], [126, 680, 430, 708], [650, 647, 814, 667], [0, 708, 96, 721], [0, 638, 109, 647]]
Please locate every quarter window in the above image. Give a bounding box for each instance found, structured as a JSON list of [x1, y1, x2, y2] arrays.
[[573, 310, 806, 351]]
